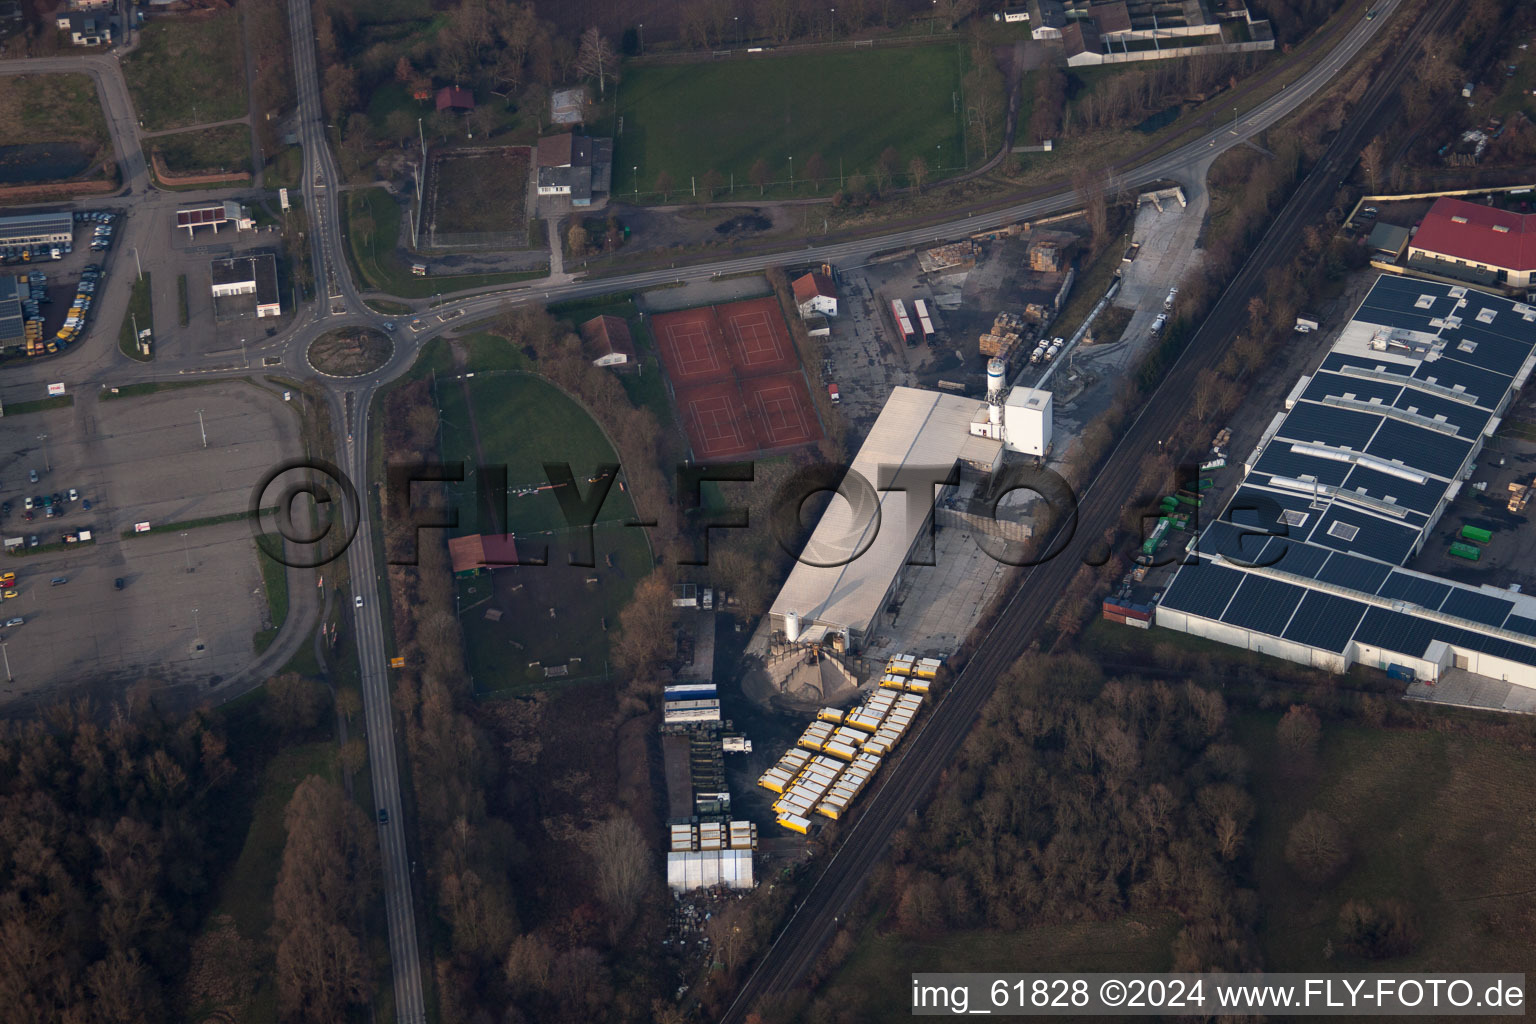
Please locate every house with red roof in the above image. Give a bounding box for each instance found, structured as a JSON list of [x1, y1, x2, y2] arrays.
[[435, 87, 475, 114], [1407, 197, 1536, 290], [792, 271, 838, 319]]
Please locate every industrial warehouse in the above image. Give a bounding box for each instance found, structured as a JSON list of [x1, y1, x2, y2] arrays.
[[0, 211, 74, 251], [1157, 275, 1536, 691], [766, 379, 1057, 653]]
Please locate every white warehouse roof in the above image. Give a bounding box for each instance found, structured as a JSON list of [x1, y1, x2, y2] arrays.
[[769, 387, 1003, 643], [666, 848, 753, 891]]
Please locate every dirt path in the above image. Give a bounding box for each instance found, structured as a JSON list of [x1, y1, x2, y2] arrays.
[[237, 1, 264, 190], [138, 116, 251, 139]]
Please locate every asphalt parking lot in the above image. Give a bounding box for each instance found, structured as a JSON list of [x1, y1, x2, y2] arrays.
[[0, 380, 302, 703]]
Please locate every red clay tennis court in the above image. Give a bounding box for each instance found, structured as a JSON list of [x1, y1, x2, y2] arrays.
[[741, 373, 823, 448], [719, 296, 798, 375], [676, 380, 756, 459], [651, 306, 730, 384]]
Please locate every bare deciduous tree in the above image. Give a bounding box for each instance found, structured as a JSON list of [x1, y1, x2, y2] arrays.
[[575, 27, 617, 96], [585, 815, 652, 936], [1285, 809, 1348, 883]]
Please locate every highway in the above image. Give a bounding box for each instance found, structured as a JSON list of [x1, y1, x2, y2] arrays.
[[720, 2, 1451, 1019], [0, 3, 1412, 1021]]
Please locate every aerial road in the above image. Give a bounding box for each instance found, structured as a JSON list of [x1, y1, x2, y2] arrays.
[[0, 3, 1410, 1019], [720, 1, 1450, 1019]]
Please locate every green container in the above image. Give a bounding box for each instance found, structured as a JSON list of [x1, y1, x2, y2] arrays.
[[1460, 524, 1492, 544], [1449, 542, 1482, 561], [1175, 493, 1202, 508]]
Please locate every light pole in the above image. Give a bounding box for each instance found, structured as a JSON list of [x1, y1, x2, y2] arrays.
[[192, 607, 201, 639], [241, 338, 247, 367], [830, 7, 836, 43], [789, 155, 794, 191], [132, 246, 142, 280], [181, 532, 192, 573], [734, 15, 739, 47], [195, 409, 207, 448], [0, 641, 10, 683], [36, 434, 49, 472], [638, 23, 644, 55], [931, 0, 938, 33]]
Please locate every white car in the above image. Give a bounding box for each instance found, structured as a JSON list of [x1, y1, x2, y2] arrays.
[[354, 595, 364, 609], [1152, 313, 1169, 333]]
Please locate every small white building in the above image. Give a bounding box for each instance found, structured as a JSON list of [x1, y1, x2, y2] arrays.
[[210, 253, 280, 319], [1004, 387, 1053, 456], [176, 201, 253, 237], [792, 271, 839, 318]]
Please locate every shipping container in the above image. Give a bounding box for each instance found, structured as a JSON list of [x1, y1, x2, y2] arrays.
[[777, 813, 811, 834], [1449, 542, 1482, 561], [1386, 663, 1417, 682], [817, 707, 844, 723], [824, 741, 858, 761], [1460, 524, 1493, 544]]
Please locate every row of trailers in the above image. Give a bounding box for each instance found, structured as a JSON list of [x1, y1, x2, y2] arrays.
[[757, 654, 941, 833], [890, 298, 936, 346]]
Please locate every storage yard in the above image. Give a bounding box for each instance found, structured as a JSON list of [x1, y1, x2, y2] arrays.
[[758, 654, 939, 834]]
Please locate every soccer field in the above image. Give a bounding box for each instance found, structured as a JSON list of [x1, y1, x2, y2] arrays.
[[614, 44, 969, 197]]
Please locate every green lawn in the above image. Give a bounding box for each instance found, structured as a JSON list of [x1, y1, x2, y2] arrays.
[[435, 370, 653, 690], [123, 10, 247, 131], [177, 274, 190, 326], [437, 373, 635, 535], [0, 73, 109, 153], [343, 187, 548, 297], [253, 533, 289, 653], [117, 272, 153, 362], [614, 44, 969, 199], [151, 124, 252, 177], [1241, 715, 1536, 974]]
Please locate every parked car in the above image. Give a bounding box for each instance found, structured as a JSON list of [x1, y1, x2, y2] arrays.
[[28, 469, 37, 483], [4, 618, 22, 627], [49, 577, 66, 586], [3, 591, 17, 601], [67, 489, 78, 502], [82, 500, 91, 511], [22, 497, 32, 510], [114, 577, 125, 590]]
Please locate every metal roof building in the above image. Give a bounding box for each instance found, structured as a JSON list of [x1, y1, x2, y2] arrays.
[[0, 275, 26, 345], [0, 211, 73, 248], [1157, 275, 1536, 687], [209, 253, 280, 319], [768, 387, 1004, 652], [1408, 197, 1536, 289]]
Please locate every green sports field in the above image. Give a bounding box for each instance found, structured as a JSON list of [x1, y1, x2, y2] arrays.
[[614, 44, 969, 197]]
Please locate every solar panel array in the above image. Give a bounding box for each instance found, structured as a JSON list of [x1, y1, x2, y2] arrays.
[[1160, 276, 1536, 672]]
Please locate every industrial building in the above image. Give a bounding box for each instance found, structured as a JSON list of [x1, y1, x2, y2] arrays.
[[0, 275, 26, 346], [209, 253, 280, 320], [176, 201, 252, 236], [1407, 197, 1536, 291], [1157, 276, 1536, 689], [0, 211, 73, 249], [1029, 0, 1273, 63], [768, 382, 1055, 652]]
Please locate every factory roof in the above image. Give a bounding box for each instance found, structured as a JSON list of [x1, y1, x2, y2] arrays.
[[0, 275, 24, 344], [769, 387, 1003, 638], [1410, 197, 1536, 271], [1163, 275, 1536, 661]]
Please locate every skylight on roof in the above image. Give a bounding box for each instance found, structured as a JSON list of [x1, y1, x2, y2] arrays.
[[1449, 287, 1468, 298], [1415, 294, 1436, 309], [1493, 224, 1511, 233], [1476, 308, 1497, 323], [1327, 522, 1360, 542], [1279, 510, 1309, 528], [1451, 215, 1469, 224], [1459, 339, 1478, 353]]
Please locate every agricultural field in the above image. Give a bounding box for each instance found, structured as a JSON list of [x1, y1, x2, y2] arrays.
[[428, 147, 531, 244], [151, 125, 252, 177], [0, 74, 111, 185], [436, 371, 653, 689], [613, 44, 968, 198], [123, 10, 247, 131]]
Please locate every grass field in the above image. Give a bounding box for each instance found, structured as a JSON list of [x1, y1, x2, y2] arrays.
[[430, 147, 530, 239], [189, 741, 334, 1022], [436, 370, 652, 689], [824, 913, 1179, 1018], [343, 187, 548, 297], [614, 44, 968, 198], [253, 533, 289, 654], [0, 73, 109, 151], [152, 124, 252, 176], [123, 10, 247, 131], [117, 272, 153, 362], [1242, 715, 1536, 973]]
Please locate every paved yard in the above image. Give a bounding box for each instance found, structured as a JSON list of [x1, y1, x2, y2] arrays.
[[0, 382, 302, 704]]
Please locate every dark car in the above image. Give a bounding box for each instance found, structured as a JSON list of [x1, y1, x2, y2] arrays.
[[114, 578, 125, 590], [377, 808, 389, 824], [1, 503, 9, 515]]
